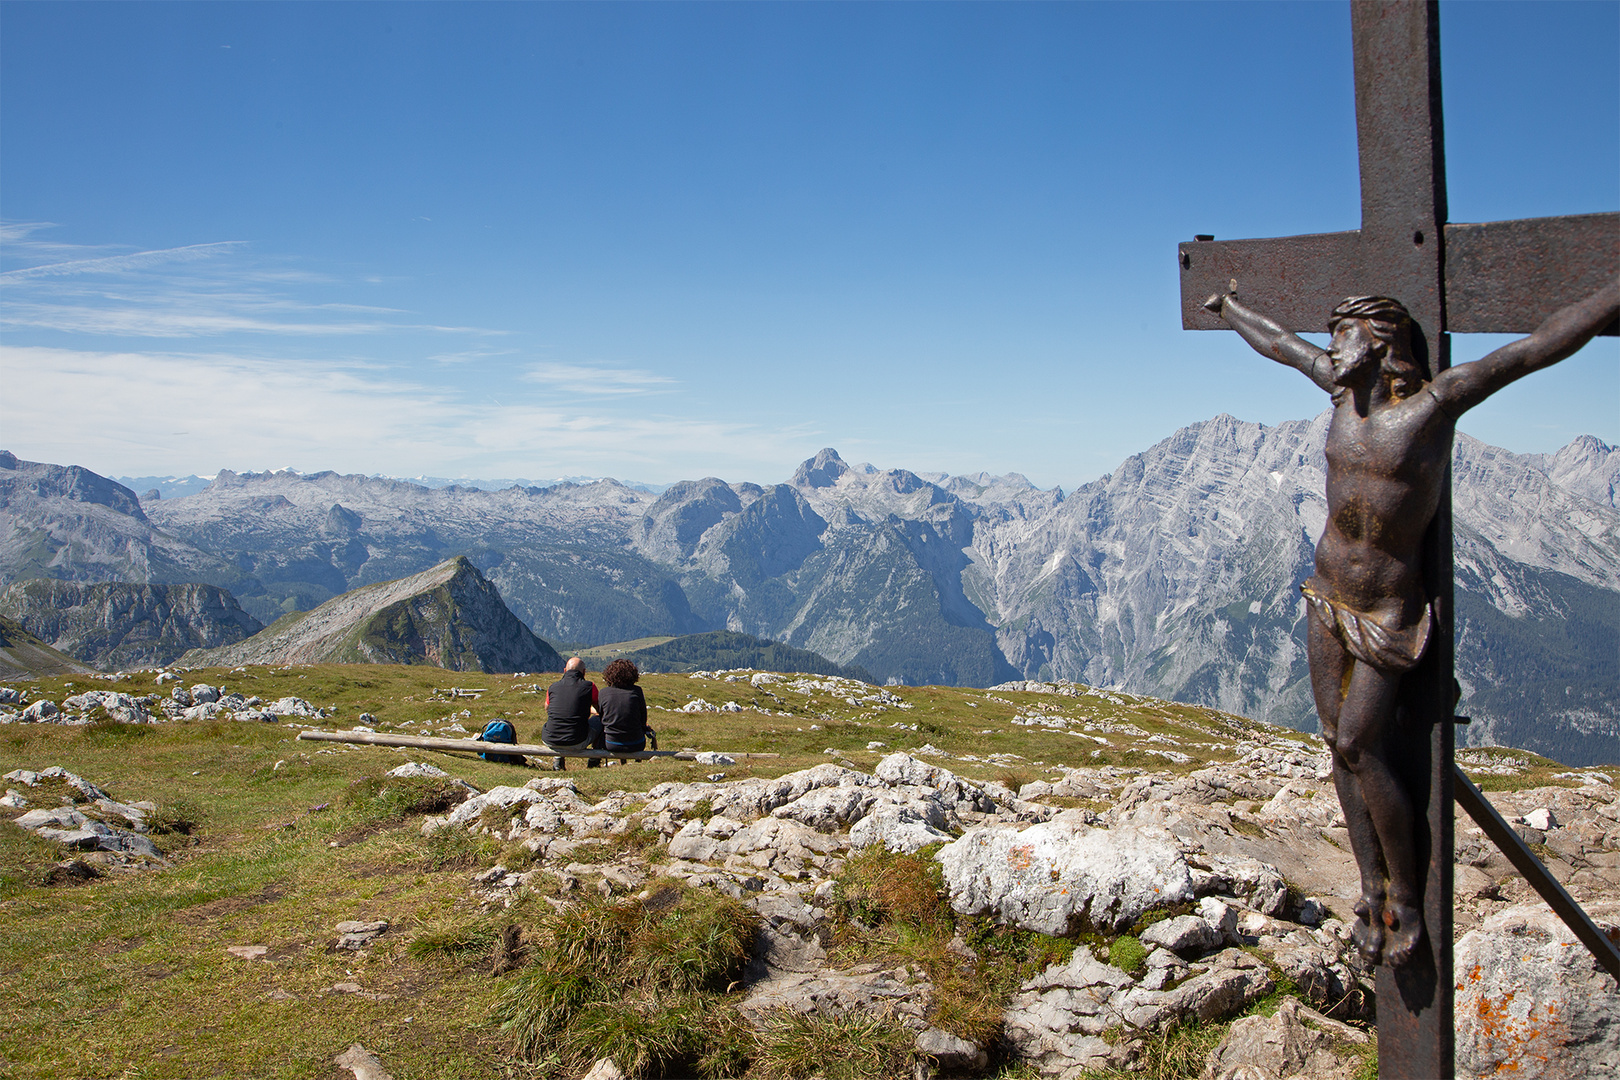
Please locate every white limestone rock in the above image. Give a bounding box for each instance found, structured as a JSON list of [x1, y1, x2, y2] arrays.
[[1001, 949, 1133, 1076], [937, 820, 1194, 935], [772, 786, 881, 832], [1139, 914, 1222, 957], [915, 1026, 988, 1072], [1199, 996, 1368, 1080], [1455, 905, 1620, 1080], [63, 690, 152, 723], [20, 700, 60, 722], [264, 696, 321, 718], [849, 806, 953, 854]]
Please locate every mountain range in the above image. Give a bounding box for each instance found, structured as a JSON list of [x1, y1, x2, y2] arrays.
[[3, 414, 1616, 763]]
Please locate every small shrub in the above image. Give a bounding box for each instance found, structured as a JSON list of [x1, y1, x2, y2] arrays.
[[752, 1008, 918, 1080], [834, 846, 950, 930], [1109, 935, 1147, 974], [497, 885, 759, 1074], [147, 798, 204, 836], [408, 918, 498, 960], [344, 775, 468, 823]]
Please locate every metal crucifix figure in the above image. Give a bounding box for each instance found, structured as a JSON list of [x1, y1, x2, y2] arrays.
[[1177, 2, 1617, 1074], [1204, 281, 1619, 968]]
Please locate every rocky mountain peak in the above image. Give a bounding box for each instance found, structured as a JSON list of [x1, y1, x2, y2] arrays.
[[181, 554, 561, 673], [793, 448, 851, 489], [1539, 433, 1620, 509], [0, 453, 148, 522]]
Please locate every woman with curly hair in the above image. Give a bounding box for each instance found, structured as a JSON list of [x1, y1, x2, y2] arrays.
[[599, 658, 654, 758]]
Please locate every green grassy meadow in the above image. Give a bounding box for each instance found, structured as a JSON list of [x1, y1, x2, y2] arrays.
[[0, 664, 1589, 1078]]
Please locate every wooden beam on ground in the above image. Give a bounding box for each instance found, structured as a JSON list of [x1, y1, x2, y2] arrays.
[[294, 728, 779, 761]]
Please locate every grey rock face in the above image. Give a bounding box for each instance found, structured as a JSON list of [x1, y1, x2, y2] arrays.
[[1454, 905, 1620, 1080], [936, 820, 1194, 935], [0, 452, 248, 592], [0, 579, 262, 671]]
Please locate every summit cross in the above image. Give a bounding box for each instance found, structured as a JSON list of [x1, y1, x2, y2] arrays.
[[1176, 3, 1617, 1077]]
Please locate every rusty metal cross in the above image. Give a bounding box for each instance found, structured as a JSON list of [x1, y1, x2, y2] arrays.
[[1176, 2, 1617, 1077]]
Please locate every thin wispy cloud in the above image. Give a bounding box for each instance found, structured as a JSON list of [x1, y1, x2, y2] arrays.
[[522, 362, 678, 395], [0, 221, 502, 340], [0, 345, 812, 481], [0, 240, 246, 280]]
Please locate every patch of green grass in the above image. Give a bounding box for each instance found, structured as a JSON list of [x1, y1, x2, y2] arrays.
[[752, 1008, 919, 1080], [496, 885, 757, 1076], [0, 822, 69, 898], [407, 917, 498, 960]]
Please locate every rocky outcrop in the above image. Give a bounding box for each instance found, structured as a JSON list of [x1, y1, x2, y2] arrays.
[[2, 767, 163, 860], [181, 556, 562, 673], [383, 671, 1619, 1080], [0, 579, 262, 670]]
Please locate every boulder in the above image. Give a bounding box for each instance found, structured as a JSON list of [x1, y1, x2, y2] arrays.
[[849, 805, 953, 854], [937, 820, 1193, 935], [1199, 996, 1368, 1080], [915, 1026, 988, 1072], [1455, 905, 1620, 1080], [1139, 914, 1222, 957], [21, 700, 59, 721]]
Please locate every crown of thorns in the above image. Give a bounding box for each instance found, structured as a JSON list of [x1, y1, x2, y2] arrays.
[[1327, 295, 1413, 331]]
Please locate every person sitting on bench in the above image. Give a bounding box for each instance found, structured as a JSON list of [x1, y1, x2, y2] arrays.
[[599, 659, 655, 761], [542, 657, 602, 770]]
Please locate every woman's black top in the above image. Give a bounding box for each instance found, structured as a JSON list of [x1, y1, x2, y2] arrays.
[[598, 685, 648, 749]]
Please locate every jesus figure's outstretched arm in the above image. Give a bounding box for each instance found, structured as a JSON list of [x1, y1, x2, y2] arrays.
[[1203, 291, 1336, 393], [1432, 277, 1620, 417]]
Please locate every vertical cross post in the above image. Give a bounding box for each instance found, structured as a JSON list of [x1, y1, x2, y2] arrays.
[[1351, 6, 1452, 1074]]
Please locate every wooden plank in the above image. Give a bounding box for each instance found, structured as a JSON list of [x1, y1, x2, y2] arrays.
[[293, 728, 779, 760]]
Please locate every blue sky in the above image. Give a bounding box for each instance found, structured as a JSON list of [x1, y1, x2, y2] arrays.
[[2, 1, 1615, 490]]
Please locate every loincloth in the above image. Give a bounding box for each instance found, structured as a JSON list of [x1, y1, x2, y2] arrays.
[[1300, 578, 1433, 672]]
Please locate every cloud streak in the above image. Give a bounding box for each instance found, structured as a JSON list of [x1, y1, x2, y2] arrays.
[[0, 223, 503, 340], [522, 362, 678, 395], [0, 345, 814, 483], [0, 241, 248, 281]]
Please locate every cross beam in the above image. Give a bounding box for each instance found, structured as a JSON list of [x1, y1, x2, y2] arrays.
[[1175, 4, 1616, 1077]]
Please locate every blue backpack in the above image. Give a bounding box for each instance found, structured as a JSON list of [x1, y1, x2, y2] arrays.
[[478, 719, 522, 764]]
